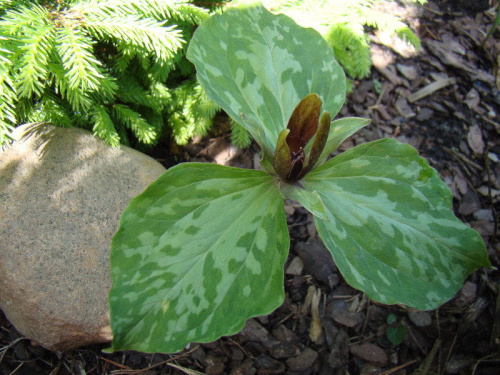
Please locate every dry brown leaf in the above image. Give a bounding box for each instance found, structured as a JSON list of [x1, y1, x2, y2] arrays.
[[309, 287, 323, 343], [464, 88, 480, 111], [467, 124, 485, 154]]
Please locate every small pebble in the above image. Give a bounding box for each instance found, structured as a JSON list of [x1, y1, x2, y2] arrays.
[[408, 311, 432, 327], [285, 256, 304, 276]]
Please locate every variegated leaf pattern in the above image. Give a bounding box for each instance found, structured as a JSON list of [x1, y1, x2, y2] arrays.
[[316, 117, 371, 165], [108, 164, 288, 353], [186, 3, 345, 156], [300, 139, 489, 310]]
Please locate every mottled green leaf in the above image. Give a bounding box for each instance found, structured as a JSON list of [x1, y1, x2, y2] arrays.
[[302, 139, 489, 310], [279, 183, 328, 221], [108, 163, 288, 353], [317, 117, 371, 165], [186, 3, 345, 156]]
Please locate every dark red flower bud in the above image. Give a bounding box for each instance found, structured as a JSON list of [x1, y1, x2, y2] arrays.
[[273, 93, 331, 182]]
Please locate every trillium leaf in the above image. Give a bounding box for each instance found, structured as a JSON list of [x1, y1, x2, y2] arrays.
[[108, 163, 288, 353], [186, 3, 346, 156], [303, 139, 490, 310], [317, 117, 371, 165], [279, 183, 328, 221]]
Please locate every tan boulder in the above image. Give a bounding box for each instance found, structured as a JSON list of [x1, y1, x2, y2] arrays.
[[0, 124, 165, 350]]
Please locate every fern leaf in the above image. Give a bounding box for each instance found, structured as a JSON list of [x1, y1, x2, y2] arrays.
[[74, 0, 208, 25], [112, 103, 158, 144], [113, 46, 134, 73], [132, 0, 208, 25], [48, 60, 94, 111], [169, 111, 194, 145], [91, 104, 121, 146], [84, 16, 184, 65], [40, 91, 74, 128], [231, 120, 252, 149], [2, 5, 56, 98], [116, 74, 165, 111], [55, 26, 105, 91], [15, 25, 55, 97], [363, 9, 421, 49], [150, 81, 172, 103], [325, 23, 372, 78], [0, 4, 51, 36], [169, 80, 218, 142], [0, 65, 15, 146], [396, 27, 421, 49], [0, 38, 16, 127]]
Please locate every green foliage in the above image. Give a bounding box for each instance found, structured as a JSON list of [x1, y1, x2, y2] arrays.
[[0, 0, 219, 147], [108, 3, 489, 354], [168, 79, 219, 145], [386, 314, 407, 345], [230, 120, 252, 148], [261, 0, 427, 78]]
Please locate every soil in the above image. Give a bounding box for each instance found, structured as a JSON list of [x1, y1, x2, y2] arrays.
[[1, 1, 500, 374]]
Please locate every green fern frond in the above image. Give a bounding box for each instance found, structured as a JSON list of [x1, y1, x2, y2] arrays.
[[55, 26, 105, 91], [53, 26, 118, 105], [168, 79, 218, 142], [89, 73, 118, 104], [132, 0, 208, 25], [113, 46, 134, 73], [48, 60, 93, 111], [112, 103, 158, 144], [84, 16, 184, 65], [150, 81, 172, 102], [116, 74, 165, 111], [0, 0, 224, 148], [363, 9, 421, 48], [325, 23, 372, 78], [147, 57, 178, 81], [0, 4, 56, 98], [231, 120, 252, 149], [91, 105, 121, 146], [396, 27, 421, 49], [70, 0, 134, 18], [0, 3, 51, 36], [169, 111, 194, 145], [0, 69, 15, 144], [40, 91, 74, 128], [75, 0, 207, 25], [0, 0, 30, 15], [0, 41, 16, 119], [186, 82, 219, 122], [15, 24, 55, 97]]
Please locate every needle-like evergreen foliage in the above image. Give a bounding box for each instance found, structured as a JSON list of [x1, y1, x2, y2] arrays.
[[264, 0, 426, 79], [0, 0, 221, 147], [0, 0, 427, 149]]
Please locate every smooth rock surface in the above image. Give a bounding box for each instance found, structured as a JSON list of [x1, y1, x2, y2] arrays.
[[0, 124, 166, 351]]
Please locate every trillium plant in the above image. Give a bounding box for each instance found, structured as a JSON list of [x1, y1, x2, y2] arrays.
[[108, 2, 490, 353]]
